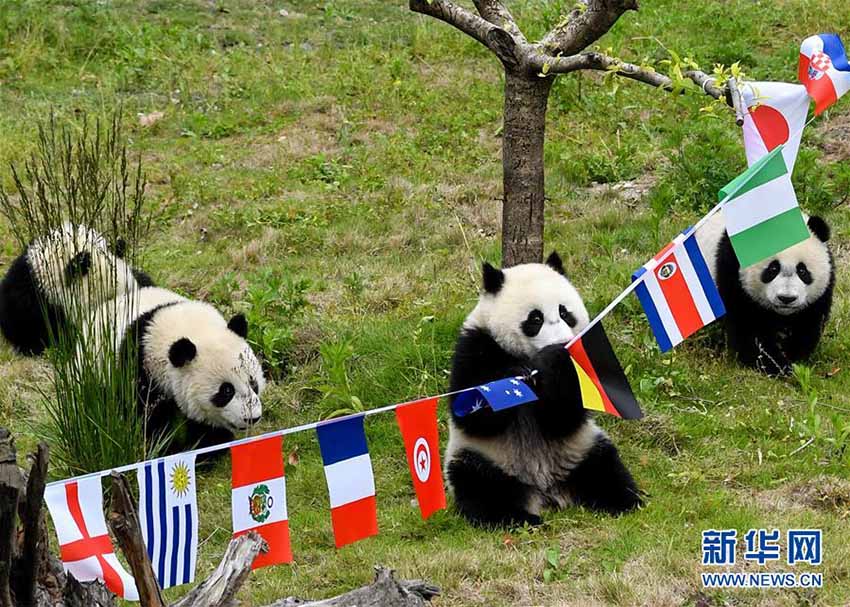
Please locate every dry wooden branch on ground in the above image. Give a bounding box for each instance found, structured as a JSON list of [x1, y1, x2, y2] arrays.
[[265, 566, 440, 607]]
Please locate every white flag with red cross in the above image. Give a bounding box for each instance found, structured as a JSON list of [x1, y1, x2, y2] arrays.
[[45, 476, 139, 600]]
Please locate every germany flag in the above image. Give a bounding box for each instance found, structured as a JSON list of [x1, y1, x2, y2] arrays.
[[567, 322, 643, 419]]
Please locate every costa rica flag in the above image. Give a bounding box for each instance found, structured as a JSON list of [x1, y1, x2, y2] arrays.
[[632, 228, 725, 352], [799, 33, 850, 115], [395, 397, 446, 520], [316, 415, 378, 548]]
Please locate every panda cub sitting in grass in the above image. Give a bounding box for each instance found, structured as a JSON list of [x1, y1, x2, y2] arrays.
[[0, 222, 149, 356], [444, 253, 642, 527], [86, 286, 266, 454], [697, 213, 834, 376]]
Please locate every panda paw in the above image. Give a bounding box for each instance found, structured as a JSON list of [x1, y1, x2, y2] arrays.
[[754, 342, 791, 377]]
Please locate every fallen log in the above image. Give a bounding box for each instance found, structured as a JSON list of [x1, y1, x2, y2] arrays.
[[265, 566, 440, 607]]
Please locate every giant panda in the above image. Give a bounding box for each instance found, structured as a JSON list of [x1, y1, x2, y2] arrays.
[[444, 253, 642, 527], [696, 212, 834, 376], [0, 223, 144, 355], [86, 286, 266, 453]]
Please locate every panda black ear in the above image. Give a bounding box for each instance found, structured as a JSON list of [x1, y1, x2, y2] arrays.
[[227, 313, 248, 339], [482, 262, 505, 294], [169, 338, 197, 368], [64, 251, 92, 283], [545, 251, 566, 275], [807, 216, 830, 243], [114, 238, 127, 259]]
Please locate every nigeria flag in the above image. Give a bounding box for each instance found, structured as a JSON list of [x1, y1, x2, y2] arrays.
[[718, 144, 809, 268]]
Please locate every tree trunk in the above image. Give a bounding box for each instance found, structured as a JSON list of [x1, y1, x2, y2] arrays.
[[500, 70, 552, 267]]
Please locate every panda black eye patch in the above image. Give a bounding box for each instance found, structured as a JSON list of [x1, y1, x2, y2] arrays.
[[211, 382, 235, 407], [761, 260, 781, 284], [521, 309, 544, 337], [559, 304, 577, 328], [796, 262, 813, 285]]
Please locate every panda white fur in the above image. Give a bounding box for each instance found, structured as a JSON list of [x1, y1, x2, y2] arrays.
[[0, 223, 147, 355], [696, 212, 834, 376], [444, 253, 642, 527], [86, 286, 265, 453]]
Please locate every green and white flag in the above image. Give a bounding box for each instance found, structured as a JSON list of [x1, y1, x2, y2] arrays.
[[718, 144, 809, 268]]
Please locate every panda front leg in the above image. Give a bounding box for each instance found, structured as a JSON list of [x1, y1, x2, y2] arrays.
[[560, 435, 642, 515], [726, 317, 790, 376], [447, 448, 541, 528]]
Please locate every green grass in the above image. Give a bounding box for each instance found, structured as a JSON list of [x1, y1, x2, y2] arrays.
[[1, 1, 850, 605]]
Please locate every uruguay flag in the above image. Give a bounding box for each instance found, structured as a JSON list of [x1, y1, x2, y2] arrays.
[[137, 453, 198, 589], [632, 229, 725, 353], [316, 415, 378, 548], [799, 33, 850, 115]]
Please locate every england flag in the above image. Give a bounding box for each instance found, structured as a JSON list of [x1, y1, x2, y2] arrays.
[[137, 454, 198, 589], [632, 228, 725, 352]]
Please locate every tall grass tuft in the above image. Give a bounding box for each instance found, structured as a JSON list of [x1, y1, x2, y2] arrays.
[[0, 111, 163, 476]]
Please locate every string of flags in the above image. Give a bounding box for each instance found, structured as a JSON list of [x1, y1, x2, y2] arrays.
[[41, 32, 848, 601]]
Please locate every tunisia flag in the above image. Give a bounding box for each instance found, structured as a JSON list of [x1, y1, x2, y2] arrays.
[[395, 397, 446, 520]]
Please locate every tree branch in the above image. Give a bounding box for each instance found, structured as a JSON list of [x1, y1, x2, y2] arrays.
[[540, 0, 638, 57], [527, 51, 726, 99], [409, 0, 521, 67], [473, 0, 526, 43]]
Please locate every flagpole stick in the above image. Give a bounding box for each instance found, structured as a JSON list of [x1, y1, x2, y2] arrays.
[[728, 77, 746, 126]]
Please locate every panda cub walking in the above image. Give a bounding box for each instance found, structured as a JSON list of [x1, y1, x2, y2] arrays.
[[696, 213, 834, 376], [86, 286, 266, 454], [445, 253, 642, 527]]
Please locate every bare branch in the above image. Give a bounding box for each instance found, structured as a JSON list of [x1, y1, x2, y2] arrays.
[[540, 0, 639, 57], [410, 0, 521, 67], [727, 77, 746, 125], [473, 0, 526, 43], [527, 51, 726, 99]]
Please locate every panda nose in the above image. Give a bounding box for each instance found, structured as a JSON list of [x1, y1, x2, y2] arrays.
[[778, 294, 797, 304], [246, 415, 261, 425]]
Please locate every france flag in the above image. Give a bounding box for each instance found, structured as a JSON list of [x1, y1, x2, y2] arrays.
[[316, 415, 378, 548], [137, 453, 198, 589]]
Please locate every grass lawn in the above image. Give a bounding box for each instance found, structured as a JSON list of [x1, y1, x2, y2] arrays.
[[1, 0, 850, 605]]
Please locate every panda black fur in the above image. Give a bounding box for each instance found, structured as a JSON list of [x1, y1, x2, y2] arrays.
[[696, 213, 834, 376], [444, 253, 642, 527], [0, 223, 142, 355], [87, 286, 265, 454]]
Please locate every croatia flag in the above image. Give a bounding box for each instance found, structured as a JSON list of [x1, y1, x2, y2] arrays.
[[395, 397, 446, 520], [316, 415, 378, 548], [740, 81, 809, 172], [799, 33, 850, 115], [44, 477, 139, 601], [231, 435, 292, 569], [632, 229, 725, 352]]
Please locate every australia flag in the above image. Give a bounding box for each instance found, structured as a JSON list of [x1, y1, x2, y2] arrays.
[[452, 377, 537, 417]]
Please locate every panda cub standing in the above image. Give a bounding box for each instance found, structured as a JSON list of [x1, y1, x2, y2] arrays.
[[445, 253, 642, 527], [696, 213, 834, 376], [86, 286, 266, 453]]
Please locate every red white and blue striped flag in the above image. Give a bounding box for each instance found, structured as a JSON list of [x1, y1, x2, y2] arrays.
[[632, 229, 725, 352], [316, 415, 378, 548], [799, 33, 850, 115]]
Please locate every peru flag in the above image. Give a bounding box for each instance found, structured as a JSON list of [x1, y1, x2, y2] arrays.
[[44, 477, 139, 601], [799, 33, 850, 115], [632, 228, 725, 352], [231, 435, 292, 569], [740, 81, 809, 172], [395, 397, 446, 520], [316, 416, 378, 548]]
